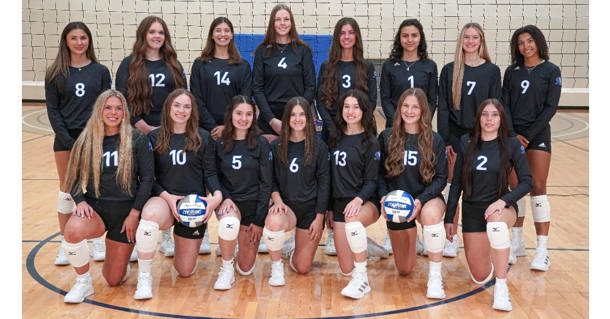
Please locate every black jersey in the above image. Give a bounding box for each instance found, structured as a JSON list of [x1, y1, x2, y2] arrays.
[[271, 139, 330, 214], [115, 55, 186, 127], [45, 62, 112, 149], [252, 43, 316, 124], [437, 61, 501, 143], [380, 59, 438, 124], [70, 131, 154, 211], [189, 57, 253, 130], [445, 135, 532, 223], [501, 61, 562, 140], [316, 60, 377, 133], [377, 128, 448, 204], [215, 136, 273, 226], [149, 128, 221, 197], [330, 133, 380, 201]]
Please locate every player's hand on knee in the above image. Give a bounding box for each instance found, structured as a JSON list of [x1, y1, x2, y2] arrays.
[[344, 197, 363, 218], [484, 199, 507, 220], [516, 134, 529, 148], [325, 210, 334, 229], [270, 201, 288, 215], [75, 201, 95, 219], [219, 198, 237, 216]]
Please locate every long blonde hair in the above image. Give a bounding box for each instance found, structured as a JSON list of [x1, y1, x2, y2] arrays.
[[452, 23, 491, 110], [385, 88, 435, 184], [65, 89, 134, 197]]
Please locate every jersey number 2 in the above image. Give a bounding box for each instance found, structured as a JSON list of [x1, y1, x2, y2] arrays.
[[476, 155, 488, 171]]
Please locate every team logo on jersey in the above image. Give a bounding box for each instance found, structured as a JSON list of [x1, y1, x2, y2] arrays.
[[394, 62, 400, 66], [554, 77, 562, 86], [147, 141, 153, 151], [520, 145, 526, 154], [268, 150, 273, 160], [374, 151, 381, 161]]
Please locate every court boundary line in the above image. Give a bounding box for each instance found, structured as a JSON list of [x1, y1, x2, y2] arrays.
[[27, 232, 503, 319]]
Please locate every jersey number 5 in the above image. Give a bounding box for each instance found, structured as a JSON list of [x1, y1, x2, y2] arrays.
[[232, 155, 242, 169]]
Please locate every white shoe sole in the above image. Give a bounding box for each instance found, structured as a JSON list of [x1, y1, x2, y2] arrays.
[[426, 291, 446, 299], [530, 263, 550, 271], [64, 290, 93, 303], [213, 277, 236, 290], [54, 258, 70, 266], [134, 292, 153, 300], [269, 280, 286, 287], [341, 285, 370, 299], [493, 303, 513, 311]]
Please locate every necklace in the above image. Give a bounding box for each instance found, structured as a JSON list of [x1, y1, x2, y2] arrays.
[[402, 60, 418, 71], [525, 59, 545, 74]]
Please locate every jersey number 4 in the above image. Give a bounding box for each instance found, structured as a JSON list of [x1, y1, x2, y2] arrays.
[[277, 57, 288, 69]]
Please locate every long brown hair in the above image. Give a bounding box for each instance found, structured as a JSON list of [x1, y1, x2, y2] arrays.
[[127, 16, 186, 117], [220, 95, 262, 152], [452, 23, 491, 110], [329, 89, 376, 148], [256, 4, 309, 57], [200, 17, 242, 64], [154, 89, 202, 155], [320, 17, 369, 111], [278, 97, 316, 166], [461, 99, 510, 198], [65, 90, 134, 197], [385, 88, 435, 184], [45, 22, 98, 93]]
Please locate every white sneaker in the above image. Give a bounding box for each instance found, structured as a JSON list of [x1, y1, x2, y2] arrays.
[[426, 272, 446, 299], [54, 244, 70, 266], [530, 248, 551, 271], [91, 238, 105, 261], [269, 261, 286, 286], [416, 235, 427, 256], [325, 231, 337, 256], [258, 241, 269, 253], [64, 273, 94, 303], [281, 234, 295, 260], [492, 282, 513, 311], [341, 271, 370, 299], [367, 237, 389, 260], [511, 234, 527, 257], [383, 235, 393, 255], [133, 272, 153, 300], [214, 264, 236, 290], [508, 246, 517, 265], [199, 232, 211, 255], [129, 248, 138, 262], [443, 235, 459, 257], [159, 230, 174, 257]]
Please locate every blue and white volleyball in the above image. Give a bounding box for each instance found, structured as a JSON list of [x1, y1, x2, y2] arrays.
[[383, 190, 415, 223], [177, 194, 208, 228]]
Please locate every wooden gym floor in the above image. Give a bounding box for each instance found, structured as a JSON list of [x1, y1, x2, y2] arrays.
[[22, 104, 589, 318]]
